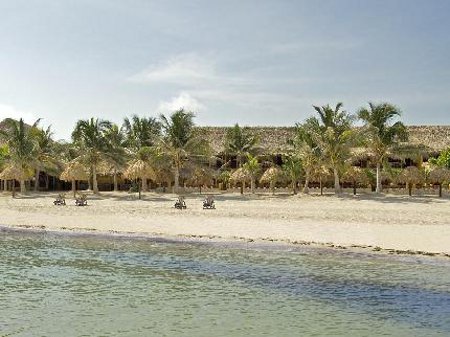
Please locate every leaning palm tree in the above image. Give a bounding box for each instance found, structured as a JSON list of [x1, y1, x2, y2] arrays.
[[357, 102, 408, 193], [72, 118, 111, 194], [312, 103, 356, 194], [0, 118, 39, 193], [224, 124, 259, 168], [159, 109, 210, 193]]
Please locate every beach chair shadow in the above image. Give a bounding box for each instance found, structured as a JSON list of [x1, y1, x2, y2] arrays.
[[53, 193, 66, 206], [174, 196, 187, 209], [203, 195, 215, 209]]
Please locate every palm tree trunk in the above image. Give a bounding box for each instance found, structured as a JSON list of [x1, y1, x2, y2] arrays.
[[113, 173, 118, 192], [303, 170, 310, 194], [408, 183, 412, 196], [20, 180, 26, 194], [92, 165, 99, 194], [72, 180, 76, 197], [292, 181, 296, 195], [174, 168, 180, 194], [320, 177, 323, 196], [376, 162, 382, 193], [270, 181, 275, 195], [251, 178, 255, 194], [34, 170, 40, 192], [333, 168, 340, 194], [439, 183, 442, 198]]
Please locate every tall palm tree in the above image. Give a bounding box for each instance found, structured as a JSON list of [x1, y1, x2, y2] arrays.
[[123, 115, 161, 152], [0, 118, 39, 193], [292, 118, 324, 193], [159, 109, 210, 193], [103, 123, 127, 192], [224, 124, 259, 168], [122, 115, 161, 192], [357, 102, 408, 193], [312, 103, 355, 194], [72, 118, 111, 194], [30, 124, 60, 191]]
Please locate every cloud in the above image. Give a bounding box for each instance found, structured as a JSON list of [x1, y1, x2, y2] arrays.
[[129, 53, 216, 85], [157, 92, 205, 114], [0, 103, 37, 124]]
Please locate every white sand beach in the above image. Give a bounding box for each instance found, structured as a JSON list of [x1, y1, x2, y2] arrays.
[[1, 191, 450, 256]]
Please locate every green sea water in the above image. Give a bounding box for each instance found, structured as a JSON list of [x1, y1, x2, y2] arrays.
[[0, 228, 449, 337]]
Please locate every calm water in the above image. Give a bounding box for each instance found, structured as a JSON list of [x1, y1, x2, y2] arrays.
[[0, 229, 449, 337]]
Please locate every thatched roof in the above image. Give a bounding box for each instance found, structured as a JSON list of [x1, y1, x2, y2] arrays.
[[196, 125, 450, 154], [60, 161, 89, 181]]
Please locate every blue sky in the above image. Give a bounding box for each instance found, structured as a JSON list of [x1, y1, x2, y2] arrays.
[[1, 0, 449, 140]]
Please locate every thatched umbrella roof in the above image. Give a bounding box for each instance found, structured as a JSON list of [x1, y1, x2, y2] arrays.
[[0, 164, 32, 180], [429, 167, 450, 184], [259, 166, 282, 184], [124, 159, 156, 181], [397, 166, 424, 185], [60, 161, 89, 181], [230, 167, 251, 183]]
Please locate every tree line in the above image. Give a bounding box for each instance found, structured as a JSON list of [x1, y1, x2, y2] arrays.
[[0, 102, 449, 197]]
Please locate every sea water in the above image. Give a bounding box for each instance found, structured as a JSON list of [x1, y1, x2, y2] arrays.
[[0, 229, 449, 337]]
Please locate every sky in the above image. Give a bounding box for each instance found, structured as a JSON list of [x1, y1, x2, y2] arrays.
[[0, 0, 449, 140]]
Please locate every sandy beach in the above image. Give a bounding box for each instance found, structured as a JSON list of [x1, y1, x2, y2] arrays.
[[1, 191, 450, 256]]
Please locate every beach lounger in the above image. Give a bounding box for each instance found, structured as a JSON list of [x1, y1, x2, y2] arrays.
[[75, 194, 88, 206], [174, 196, 187, 209], [203, 195, 215, 209], [53, 193, 66, 206]]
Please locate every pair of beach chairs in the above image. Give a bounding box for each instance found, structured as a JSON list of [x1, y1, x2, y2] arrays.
[[174, 195, 215, 210], [53, 193, 87, 206]]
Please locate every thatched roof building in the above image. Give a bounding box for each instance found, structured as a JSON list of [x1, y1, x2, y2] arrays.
[[196, 125, 450, 155]]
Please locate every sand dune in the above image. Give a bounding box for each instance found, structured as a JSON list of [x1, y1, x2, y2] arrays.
[[1, 191, 450, 256]]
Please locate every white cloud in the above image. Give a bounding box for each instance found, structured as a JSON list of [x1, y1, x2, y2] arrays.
[[0, 103, 37, 124], [129, 53, 216, 85], [157, 92, 205, 114]]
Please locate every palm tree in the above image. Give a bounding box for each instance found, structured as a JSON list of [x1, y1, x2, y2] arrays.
[[224, 124, 259, 168], [312, 103, 355, 194], [103, 123, 127, 192], [292, 118, 324, 193], [357, 102, 408, 193], [122, 115, 161, 151], [0, 118, 39, 193], [242, 154, 260, 194], [159, 109, 210, 193], [30, 124, 60, 191], [72, 118, 111, 194], [282, 155, 302, 195]]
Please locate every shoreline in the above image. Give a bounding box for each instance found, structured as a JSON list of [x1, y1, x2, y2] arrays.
[[2, 223, 450, 261], [1, 191, 450, 258]]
